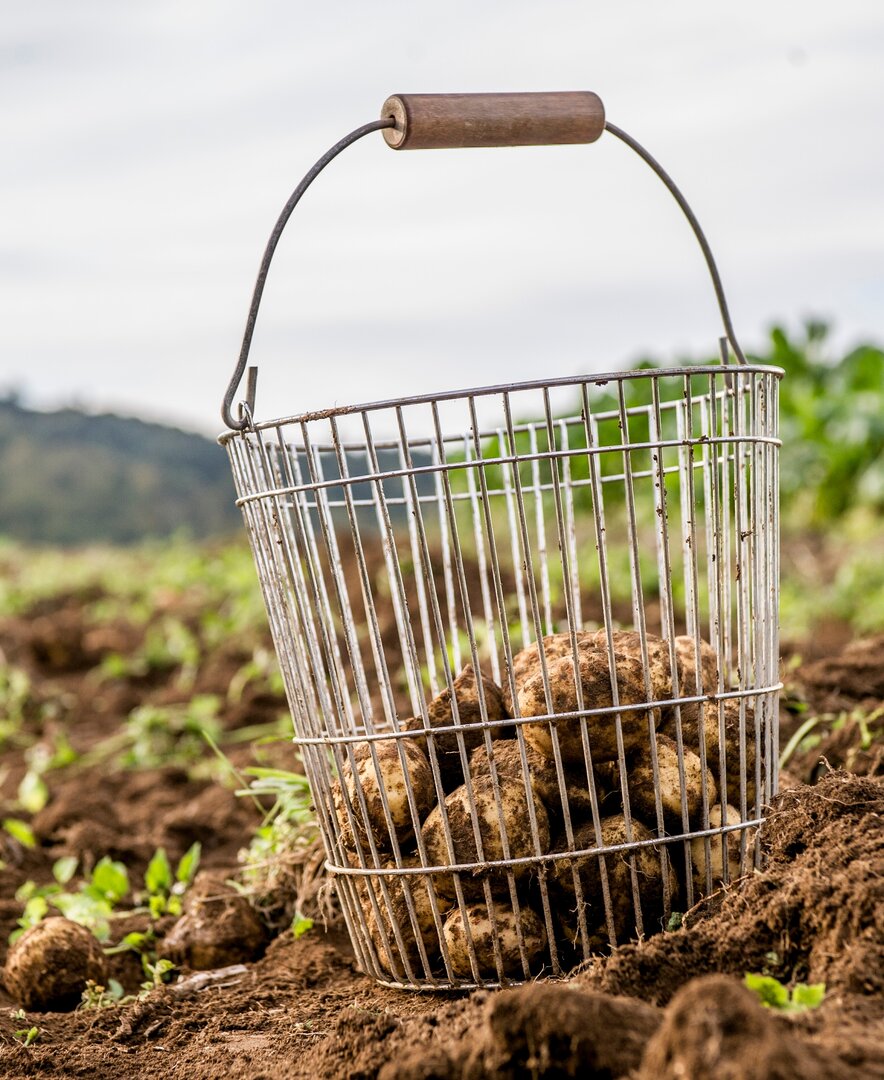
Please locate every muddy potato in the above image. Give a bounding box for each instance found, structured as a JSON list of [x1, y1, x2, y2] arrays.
[[582, 629, 673, 701], [4, 917, 108, 1012], [442, 900, 547, 979], [660, 698, 757, 807], [626, 734, 717, 831], [690, 804, 753, 895], [333, 739, 436, 853], [519, 650, 659, 766], [354, 858, 451, 979], [469, 740, 597, 821], [159, 874, 267, 969], [552, 816, 677, 942], [406, 666, 508, 787], [501, 632, 595, 713], [421, 774, 551, 899]]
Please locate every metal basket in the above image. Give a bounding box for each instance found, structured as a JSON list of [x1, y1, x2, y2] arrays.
[[219, 93, 782, 990]]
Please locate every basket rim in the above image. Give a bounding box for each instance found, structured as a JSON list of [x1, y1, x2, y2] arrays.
[[218, 362, 784, 444]]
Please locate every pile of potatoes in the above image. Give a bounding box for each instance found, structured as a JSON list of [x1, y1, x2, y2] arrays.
[[332, 631, 758, 983]]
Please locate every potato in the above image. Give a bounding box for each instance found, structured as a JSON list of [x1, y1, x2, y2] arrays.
[[690, 804, 754, 895], [159, 874, 267, 969], [625, 734, 717, 831], [518, 650, 659, 766], [660, 697, 757, 807], [421, 774, 550, 899], [352, 857, 450, 979], [405, 665, 508, 787], [552, 815, 677, 942], [442, 899, 547, 979], [468, 739, 598, 822], [674, 635, 719, 695], [501, 632, 595, 713], [333, 738, 436, 853], [582, 629, 673, 701], [4, 917, 108, 1012]]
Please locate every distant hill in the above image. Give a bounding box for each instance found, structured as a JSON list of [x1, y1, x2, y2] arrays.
[[0, 399, 242, 544]]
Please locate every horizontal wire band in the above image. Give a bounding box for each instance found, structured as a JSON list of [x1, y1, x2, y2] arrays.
[[291, 683, 782, 745], [233, 433, 782, 507], [326, 816, 764, 878], [219, 363, 783, 442]]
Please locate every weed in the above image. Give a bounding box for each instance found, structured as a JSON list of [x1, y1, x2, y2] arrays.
[[11, 856, 129, 943], [744, 973, 826, 1013], [80, 979, 125, 1009], [11, 1010, 40, 1046], [141, 842, 201, 918]]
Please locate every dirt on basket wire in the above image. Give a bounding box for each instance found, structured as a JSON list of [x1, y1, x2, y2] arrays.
[[0, 591, 882, 1078]]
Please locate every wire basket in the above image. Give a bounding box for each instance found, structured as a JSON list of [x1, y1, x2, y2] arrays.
[[219, 93, 782, 990]]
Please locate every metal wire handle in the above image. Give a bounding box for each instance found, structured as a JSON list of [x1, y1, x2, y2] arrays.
[[221, 116, 747, 431]]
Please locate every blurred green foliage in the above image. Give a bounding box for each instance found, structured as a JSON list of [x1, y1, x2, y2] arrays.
[[769, 321, 884, 524]]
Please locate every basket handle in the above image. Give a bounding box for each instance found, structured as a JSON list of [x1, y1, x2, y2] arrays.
[[222, 95, 746, 431], [380, 92, 605, 150]]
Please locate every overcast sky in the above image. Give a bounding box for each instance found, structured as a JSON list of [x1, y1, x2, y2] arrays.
[[2, 2, 883, 437]]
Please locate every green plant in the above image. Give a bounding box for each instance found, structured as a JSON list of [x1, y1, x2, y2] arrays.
[[79, 978, 125, 1009], [744, 973, 826, 1013], [11, 1010, 40, 1046], [141, 842, 201, 918], [11, 856, 129, 944]]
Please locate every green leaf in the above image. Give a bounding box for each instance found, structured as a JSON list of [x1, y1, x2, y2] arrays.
[[53, 856, 79, 885], [145, 848, 172, 896], [90, 856, 129, 903], [292, 913, 314, 939], [175, 841, 201, 886], [107, 978, 125, 1001], [17, 771, 49, 814], [148, 894, 167, 919], [3, 818, 37, 849], [791, 983, 826, 1010], [744, 973, 789, 1009]]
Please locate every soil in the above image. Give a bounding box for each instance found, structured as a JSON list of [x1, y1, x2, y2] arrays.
[[0, 589, 882, 1078]]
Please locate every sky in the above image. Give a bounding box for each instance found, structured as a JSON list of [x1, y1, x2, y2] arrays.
[[2, 2, 883, 438]]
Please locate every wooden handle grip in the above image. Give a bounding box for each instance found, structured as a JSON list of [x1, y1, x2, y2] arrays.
[[381, 92, 605, 150]]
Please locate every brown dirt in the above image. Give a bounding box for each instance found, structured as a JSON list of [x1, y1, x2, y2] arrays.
[[1, 591, 882, 1078]]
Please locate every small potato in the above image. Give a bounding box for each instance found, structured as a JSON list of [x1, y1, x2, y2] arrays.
[[406, 666, 508, 787], [519, 650, 659, 766], [552, 815, 677, 942], [690, 804, 754, 895], [625, 734, 717, 831], [442, 899, 547, 979], [469, 739, 598, 822], [660, 698, 757, 808], [421, 774, 550, 899], [333, 738, 436, 853], [501, 632, 595, 713], [4, 917, 108, 1012], [352, 858, 451, 979]]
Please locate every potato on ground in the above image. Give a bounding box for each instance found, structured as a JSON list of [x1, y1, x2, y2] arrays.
[[689, 804, 754, 895], [4, 917, 108, 1012], [501, 632, 595, 713], [518, 650, 660, 766], [333, 738, 436, 853], [552, 815, 677, 943], [442, 899, 547, 979], [660, 697, 757, 807], [421, 774, 551, 899], [350, 857, 451, 979], [405, 665, 508, 787], [625, 734, 717, 831], [159, 873, 267, 969], [469, 738, 598, 822]]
